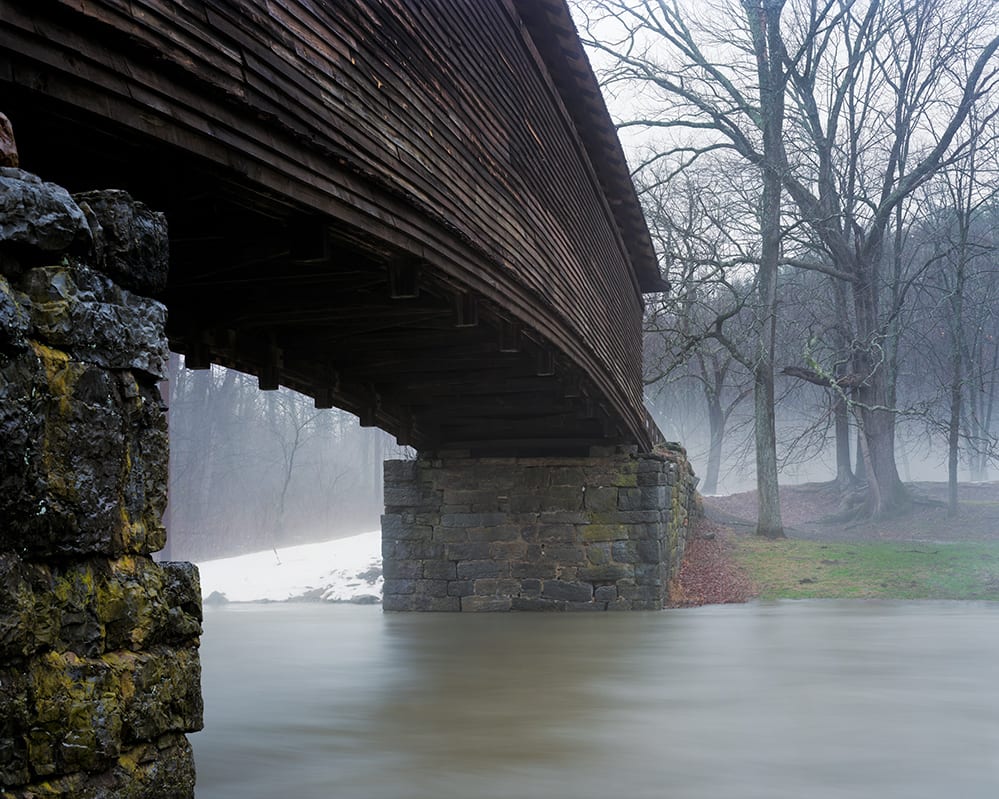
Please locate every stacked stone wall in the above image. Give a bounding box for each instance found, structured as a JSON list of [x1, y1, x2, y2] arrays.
[[382, 444, 698, 611], [0, 167, 202, 798]]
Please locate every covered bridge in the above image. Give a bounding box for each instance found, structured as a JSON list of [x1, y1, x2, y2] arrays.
[[1, 0, 666, 455]]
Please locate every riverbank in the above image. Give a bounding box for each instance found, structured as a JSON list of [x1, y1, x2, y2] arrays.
[[674, 482, 999, 605]]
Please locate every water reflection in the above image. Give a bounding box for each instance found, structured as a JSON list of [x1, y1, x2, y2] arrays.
[[194, 602, 999, 799]]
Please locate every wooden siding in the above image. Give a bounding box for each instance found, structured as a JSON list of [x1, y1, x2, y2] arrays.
[[0, 0, 662, 450]]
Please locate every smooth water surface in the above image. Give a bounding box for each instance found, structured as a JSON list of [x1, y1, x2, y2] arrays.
[[194, 601, 999, 798]]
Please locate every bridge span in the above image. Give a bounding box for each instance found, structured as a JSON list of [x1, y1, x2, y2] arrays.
[[1, 0, 666, 455]]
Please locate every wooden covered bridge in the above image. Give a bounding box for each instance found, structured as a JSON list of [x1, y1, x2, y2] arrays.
[[1, 0, 666, 455], [1, 4, 700, 794]]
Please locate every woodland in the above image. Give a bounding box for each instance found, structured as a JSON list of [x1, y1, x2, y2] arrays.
[[578, 0, 999, 537]]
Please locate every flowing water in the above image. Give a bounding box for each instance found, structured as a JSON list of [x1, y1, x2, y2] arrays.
[[194, 601, 999, 799]]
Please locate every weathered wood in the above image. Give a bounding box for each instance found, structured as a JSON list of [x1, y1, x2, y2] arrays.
[[1, 0, 665, 453]]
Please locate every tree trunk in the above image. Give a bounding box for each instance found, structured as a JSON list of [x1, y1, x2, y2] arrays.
[[833, 395, 853, 490], [755, 361, 784, 537], [702, 395, 725, 495], [851, 269, 908, 517], [746, 0, 785, 538]]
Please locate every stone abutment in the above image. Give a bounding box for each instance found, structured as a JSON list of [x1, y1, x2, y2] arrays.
[[381, 447, 697, 611], [0, 168, 202, 798]]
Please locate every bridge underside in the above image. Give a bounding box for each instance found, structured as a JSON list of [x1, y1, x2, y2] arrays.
[[6, 93, 628, 455]]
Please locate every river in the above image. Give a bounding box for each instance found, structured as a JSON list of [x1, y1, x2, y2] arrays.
[[193, 601, 999, 798]]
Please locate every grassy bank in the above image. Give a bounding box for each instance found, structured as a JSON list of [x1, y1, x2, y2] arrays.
[[730, 537, 999, 601]]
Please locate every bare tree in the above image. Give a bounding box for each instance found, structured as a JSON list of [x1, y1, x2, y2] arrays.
[[579, 0, 999, 519]]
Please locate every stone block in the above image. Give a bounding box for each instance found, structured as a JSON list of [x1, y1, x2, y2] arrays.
[[0, 346, 168, 558], [594, 585, 618, 602], [442, 488, 500, 509], [618, 583, 664, 605], [578, 564, 633, 583], [538, 511, 589, 525], [511, 597, 565, 611], [406, 595, 460, 612], [580, 523, 630, 543], [637, 469, 668, 487], [382, 594, 413, 611], [73, 190, 169, 296], [443, 542, 492, 561], [535, 543, 587, 564], [422, 561, 457, 580], [382, 558, 423, 579], [541, 580, 593, 602], [472, 578, 522, 596], [586, 542, 612, 565], [383, 459, 418, 483], [382, 483, 426, 507], [98, 557, 202, 652], [20, 263, 169, 379], [635, 540, 663, 563], [382, 540, 443, 561], [610, 540, 639, 563], [543, 466, 584, 486], [25, 650, 124, 776], [0, 169, 88, 255], [461, 595, 512, 612], [457, 560, 509, 580], [159, 561, 203, 644], [488, 540, 528, 560], [466, 524, 521, 542], [0, 553, 59, 660], [635, 563, 665, 585], [413, 580, 449, 598], [508, 493, 545, 513], [584, 485, 618, 512], [382, 579, 417, 596], [565, 601, 604, 611], [118, 646, 204, 742], [432, 525, 469, 542], [511, 561, 556, 580], [519, 523, 574, 544], [447, 581, 474, 597], [520, 578, 542, 597], [440, 512, 508, 528]]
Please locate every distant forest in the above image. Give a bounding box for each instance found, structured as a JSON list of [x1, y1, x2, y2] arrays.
[[162, 355, 410, 561]]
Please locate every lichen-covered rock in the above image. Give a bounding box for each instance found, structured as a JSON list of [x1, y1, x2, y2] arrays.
[[99, 558, 202, 652], [0, 168, 88, 254], [1, 733, 196, 799], [0, 344, 167, 559], [18, 262, 168, 379], [73, 190, 168, 296], [116, 646, 204, 742], [7, 646, 201, 789], [0, 553, 60, 660], [26, 650, 125, 777], [0, 666, 30, 785]]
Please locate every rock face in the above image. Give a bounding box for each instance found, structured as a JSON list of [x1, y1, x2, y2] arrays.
[[0, 172, 202, 798]]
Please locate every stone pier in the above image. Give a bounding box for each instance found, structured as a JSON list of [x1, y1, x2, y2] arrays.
[[0, 169, 202, 798], [381, 446, 697, 611]]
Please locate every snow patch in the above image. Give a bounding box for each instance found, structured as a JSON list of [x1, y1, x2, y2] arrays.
[[196, 530, 383, 603]]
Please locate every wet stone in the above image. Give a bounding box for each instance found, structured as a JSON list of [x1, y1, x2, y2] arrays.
[[19, 263, 169, 379], [0, 169, 89, 255], [73, 190, 168, 296]]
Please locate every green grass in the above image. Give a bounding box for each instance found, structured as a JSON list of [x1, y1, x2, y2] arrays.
[[731, 537, 999, 601]]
